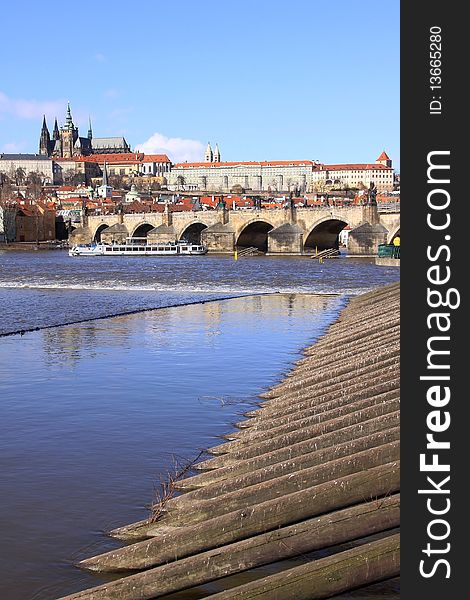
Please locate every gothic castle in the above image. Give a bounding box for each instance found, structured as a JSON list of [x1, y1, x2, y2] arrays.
[[39, 103, 131, 158]]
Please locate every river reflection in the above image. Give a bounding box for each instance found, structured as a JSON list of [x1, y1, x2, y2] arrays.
[[1, 293, 348, 600]]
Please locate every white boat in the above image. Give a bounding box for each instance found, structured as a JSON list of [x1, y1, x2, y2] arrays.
[[69, 238, 208, 257]]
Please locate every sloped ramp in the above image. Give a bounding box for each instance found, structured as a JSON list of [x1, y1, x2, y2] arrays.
[[58, 282, 400, 599]]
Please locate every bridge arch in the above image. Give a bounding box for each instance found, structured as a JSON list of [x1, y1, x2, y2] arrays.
[[131, 222, 154, 238], [236, 219, 275, 252], [304, 217, 350, 251], [179, 221, 208, 244], [93, 223, 111, 242], [387, 225, 400, 244]]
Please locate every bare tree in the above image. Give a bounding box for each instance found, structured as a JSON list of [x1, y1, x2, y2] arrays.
[[14, 167, 26, 186], [0, 200, 17, 243]]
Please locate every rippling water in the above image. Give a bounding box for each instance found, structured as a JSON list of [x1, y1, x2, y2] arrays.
[[0, 250, 399, 335], [0, 250, 400, 599]]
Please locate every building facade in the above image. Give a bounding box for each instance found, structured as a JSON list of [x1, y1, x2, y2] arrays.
[[311, 152, 394, 192], [0, 154, 54, 183], [167, 160, 314, 193], [167, 150, 394, 193]]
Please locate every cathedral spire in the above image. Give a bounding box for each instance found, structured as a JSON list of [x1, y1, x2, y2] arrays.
[[87, 116, 93, 140], [53, 118, 60, 140], [213, 143, 221, 163], [39, 115, 51, 156], [65, 102, 74, 129]]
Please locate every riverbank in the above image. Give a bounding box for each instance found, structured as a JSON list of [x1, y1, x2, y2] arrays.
[[0, 241, 66, 251], [60, 282, 400, 599]]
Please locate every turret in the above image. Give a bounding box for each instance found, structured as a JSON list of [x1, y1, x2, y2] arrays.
[[102, 161, 109, 187], [64, 102, 74, 130], [213, 143, 221, 163], [204, 142, 213, 163], [39, 115, 51, 156], [376, 150, 392, 168]]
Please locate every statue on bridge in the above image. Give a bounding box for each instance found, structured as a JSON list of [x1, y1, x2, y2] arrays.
[[366, 182, 378, 206]]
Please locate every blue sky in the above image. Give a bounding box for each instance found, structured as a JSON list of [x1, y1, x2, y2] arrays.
[[0, 0, 399, 168]]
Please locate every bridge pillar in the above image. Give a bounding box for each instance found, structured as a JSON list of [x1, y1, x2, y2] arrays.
[[147, 224, 177, 244], [362, 204, 380, 225], [348, 222, 389, 255], [69, 226, 93, 245], [267, 223, 304, 255], [201, 222, 235, 253]]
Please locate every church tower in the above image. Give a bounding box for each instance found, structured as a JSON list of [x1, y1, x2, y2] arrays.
[[204, 142, 213, 163], [97, 162, 113, 198], [39, 115, 51, 156], [60, 103, 79, 158], [376, 150, 392, 168], [87, 117, 93, 140], [213, 143, 221, 163]]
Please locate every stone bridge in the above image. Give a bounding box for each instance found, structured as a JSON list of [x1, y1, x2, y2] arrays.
[[71, 205, 400, 255]]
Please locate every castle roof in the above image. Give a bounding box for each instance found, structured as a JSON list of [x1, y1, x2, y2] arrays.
[[91, 137, 130, 150], [174, 160, 314, 168], [141, 154, 171, 163], [0, 153, 51, 161], [377, 151, 391, 161], [318, 163, 392, 171]]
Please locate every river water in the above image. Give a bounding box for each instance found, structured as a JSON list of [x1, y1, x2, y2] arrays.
[[0, 250, 400, 599]]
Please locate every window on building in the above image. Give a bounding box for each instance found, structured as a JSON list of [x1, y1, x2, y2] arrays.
[[120, 169, 125, 175]]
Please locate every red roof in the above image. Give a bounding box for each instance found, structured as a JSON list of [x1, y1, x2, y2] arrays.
[[319, 163, 392, 171], [174, 160, 314, 168], [81, 153, 144, 164], [377, 151, 391, 161], [54, 153, 171, 165], [141, 154, 171, 163]]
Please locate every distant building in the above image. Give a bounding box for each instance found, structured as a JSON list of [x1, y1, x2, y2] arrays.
[[311, 152, 394, 192], [14, 202, 56, 242], [97, 163, 113, 198], [167, 148, 394, 193], [54, 152, 171, 184], [138, 154, 172, 177], [39, 103, 131, 158], [0, 154, 54, 183], [168, 156, 313, 193]]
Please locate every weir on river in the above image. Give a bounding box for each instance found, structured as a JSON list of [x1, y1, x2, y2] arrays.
[[59, 282, 400, 599]]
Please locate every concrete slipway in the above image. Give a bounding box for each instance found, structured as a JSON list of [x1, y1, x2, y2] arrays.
[[59, 282, 400, 600]]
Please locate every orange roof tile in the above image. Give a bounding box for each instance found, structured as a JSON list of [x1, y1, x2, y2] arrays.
[[319, 163, 392, 171], [141, 154, 171, 163], [377, 151, 391, 161], [174, 160, 314, 168], [80, 153, 144, 164]]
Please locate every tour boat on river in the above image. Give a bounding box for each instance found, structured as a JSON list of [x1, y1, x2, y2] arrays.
[[69, 238, 208, 257]]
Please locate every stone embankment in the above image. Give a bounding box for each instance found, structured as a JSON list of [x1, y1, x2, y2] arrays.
[[59, 282, 400, 600]]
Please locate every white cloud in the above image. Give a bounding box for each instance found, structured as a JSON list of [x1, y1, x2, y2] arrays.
[[0, 92, 65, 119], [135, 132, 205, 162], [0, 91, 65, 120], [1, 141, 27, 153]]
